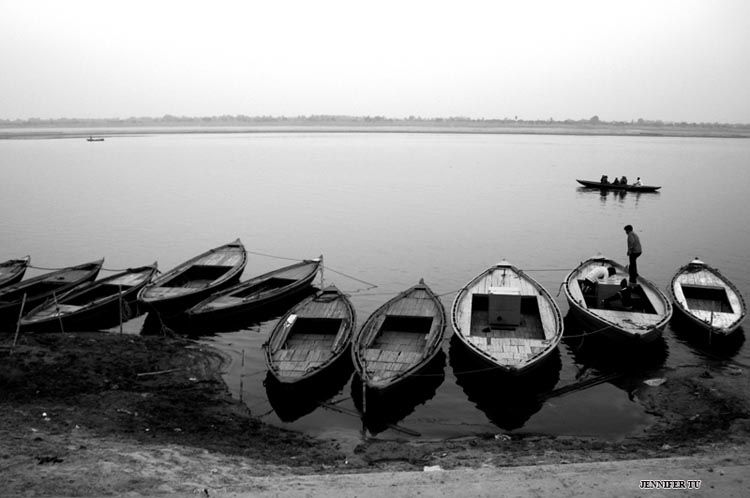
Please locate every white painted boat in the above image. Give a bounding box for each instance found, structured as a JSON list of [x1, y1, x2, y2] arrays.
[[451, 260, 563, 374], [670, 258, 746, 336]]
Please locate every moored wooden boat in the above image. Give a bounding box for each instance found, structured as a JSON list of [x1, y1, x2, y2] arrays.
[[451, 260, 563, 374], [265, 285, 356, 384], [138, 239, 246, 315], [352, 279, 446, 390], [20, 263, 158, 332], [0, 259, 104, 331], [564, 255, 672, 343], [186, 257, 322, 323], [576, 179, 661, 192], [669, 258, 746, 336], [0, 256, 30, 289]]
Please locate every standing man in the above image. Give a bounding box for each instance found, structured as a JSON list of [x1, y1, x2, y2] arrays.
[[624, 224, 641, 286]]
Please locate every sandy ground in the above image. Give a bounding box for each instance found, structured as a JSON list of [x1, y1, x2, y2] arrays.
[[1, 332, 748, 497]]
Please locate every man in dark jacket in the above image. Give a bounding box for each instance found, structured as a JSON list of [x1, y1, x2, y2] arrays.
[[624, 224, 642, 286]]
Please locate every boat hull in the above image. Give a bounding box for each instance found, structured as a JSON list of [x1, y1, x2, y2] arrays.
[[0, 259, 104, 331], [0, 257, 30, 290], [186, 259, 321, 324], [352, 280, 446, 391], [576, 179, 661, 192], [138, 239, 247, 315], [669, 260, 746, 336], [563, 256, 672, 344], [20, 264, 158, 332], [451, 261, 563, 375], [265, 286, 356, 384]]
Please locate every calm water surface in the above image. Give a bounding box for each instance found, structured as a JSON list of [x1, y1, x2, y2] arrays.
[[2, 132, 749, 447]]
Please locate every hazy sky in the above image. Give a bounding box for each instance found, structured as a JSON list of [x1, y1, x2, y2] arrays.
[[2, 0, 749, 122]]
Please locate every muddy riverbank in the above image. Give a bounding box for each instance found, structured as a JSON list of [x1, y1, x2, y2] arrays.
[[1, 332, 748, 496]]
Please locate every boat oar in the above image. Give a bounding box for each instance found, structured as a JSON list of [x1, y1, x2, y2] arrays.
[[536, 372, 622, 402], [53, 291, 65, 333], [11, 293, 27, 354], [118, 285, 124, 334]]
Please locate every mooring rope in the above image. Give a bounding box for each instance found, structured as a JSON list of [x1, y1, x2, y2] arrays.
[[324, 266, 378, 292], [244, 249, 302, 262], [524, 268, 572, 272]]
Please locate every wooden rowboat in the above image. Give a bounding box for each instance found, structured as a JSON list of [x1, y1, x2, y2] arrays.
[[352, 279, 446, 390], [564, 255, 672, 343], [138, 239, 246, 315], [576, 179, 661, 192], [20, 263, 158, 332], [186, 257, 322, 323], [0, 256, 30, 289], [0, 259, 104, 331], [265, 285, 356, 384], [451, 260, 563, 374], [669, 258, 746, 336]]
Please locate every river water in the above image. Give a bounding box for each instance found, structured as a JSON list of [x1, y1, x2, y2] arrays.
[[2, 131, 748, 447]]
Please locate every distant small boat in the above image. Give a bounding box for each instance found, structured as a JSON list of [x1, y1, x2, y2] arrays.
[[451, 260, 563, 374], [0, 259, 104, 330], [138, 239, 247, 315], [86, 136, 104, 142], [564, 255, 672, 343], [352, 279, 446, 390], [576, 179, 661, 192], [669, 258, 746, 336], [0, 256, 30, 289], [265, 285, 356, 384], [186, 257, 322, 323], [20, 263, 158, 332]]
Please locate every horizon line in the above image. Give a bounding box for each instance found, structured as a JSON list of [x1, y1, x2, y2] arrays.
[[2, 114, 749, 127]]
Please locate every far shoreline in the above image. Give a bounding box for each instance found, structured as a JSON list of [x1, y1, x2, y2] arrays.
[[2, 122, 750, 140]]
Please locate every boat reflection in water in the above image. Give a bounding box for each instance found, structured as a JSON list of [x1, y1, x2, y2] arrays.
[[264, 350, 354, 423], [351, 350, 446, 436], [669, 313, 746, 360], [449, 335, 561, 431], [562, 313, 669, 398]]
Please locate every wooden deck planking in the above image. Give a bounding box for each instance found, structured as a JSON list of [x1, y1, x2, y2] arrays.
[[455, 266, 558, 343], [363, 349, 424, 380], [467, 309, 545, 340], [371, 331, 426, 352], [466, 335, 549, 366], [593, 309, 663, 336], [197, 249, 245, 267], [674, 268, 742, 318], [44, 269, 94, 283], [108, 272, 150, 287], [141, 287, 192, 298], [273, 264, 317, 281], [387, 291, 438, 317], [297, 299, 349, 320]]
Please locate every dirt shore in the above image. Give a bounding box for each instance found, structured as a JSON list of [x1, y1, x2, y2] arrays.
[[1, 332, 748, 496]]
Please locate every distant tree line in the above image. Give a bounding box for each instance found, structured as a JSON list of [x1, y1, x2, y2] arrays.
[[1, 114, 748, 132]]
